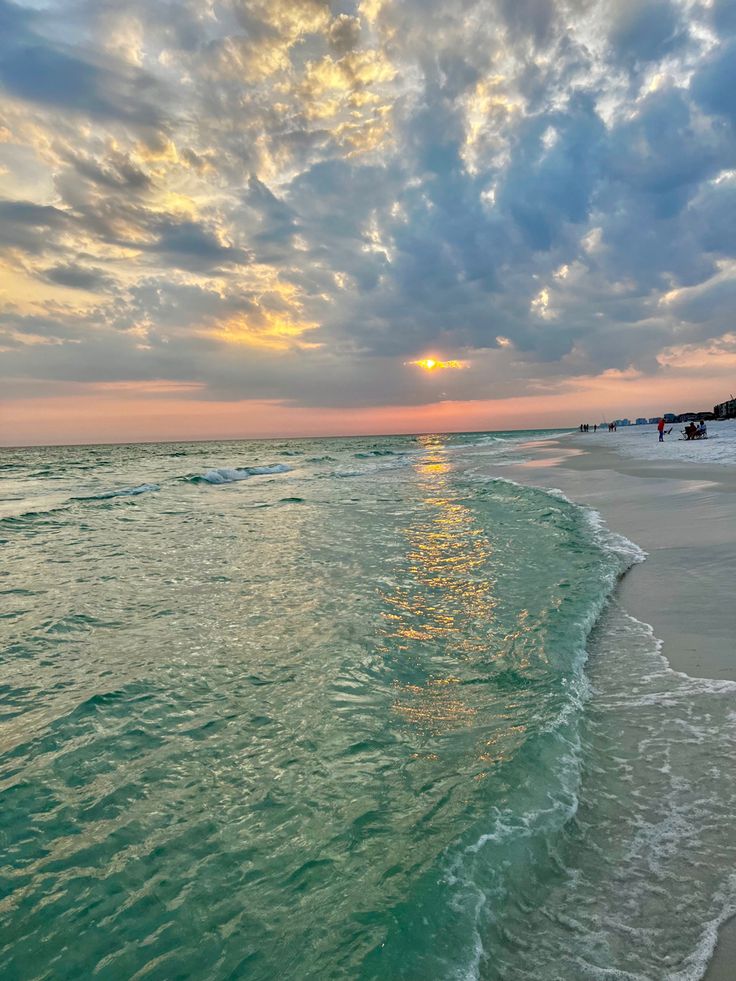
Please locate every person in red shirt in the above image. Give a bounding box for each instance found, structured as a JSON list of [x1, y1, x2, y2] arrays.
[[657, 417, 665, 442]]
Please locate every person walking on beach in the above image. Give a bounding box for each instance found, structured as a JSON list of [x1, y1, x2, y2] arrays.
[[657, 417, 665, 442]]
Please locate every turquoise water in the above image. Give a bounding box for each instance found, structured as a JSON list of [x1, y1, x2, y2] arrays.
[[1, 432, 734, 980]]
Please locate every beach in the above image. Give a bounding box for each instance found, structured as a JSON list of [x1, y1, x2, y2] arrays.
[[503, 425, 736, 980], [4, 0, 736, 971], [1, 426, 735, 979], [507, 427, 736, 682]]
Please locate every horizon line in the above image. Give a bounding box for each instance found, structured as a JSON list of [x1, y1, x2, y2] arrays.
[[0, 423, 575, 451]]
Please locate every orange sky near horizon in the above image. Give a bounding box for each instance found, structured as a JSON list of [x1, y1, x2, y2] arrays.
[[2, 367, 730, 446]]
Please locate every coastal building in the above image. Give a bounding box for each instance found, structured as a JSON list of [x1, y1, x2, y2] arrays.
[[676, 411, 715, 422], [648, 417, 659, 424], [664, 413, 676, 423], [614, 418, 631, 427], [635, 418, 648, 425], [714, 396, 736, 419]]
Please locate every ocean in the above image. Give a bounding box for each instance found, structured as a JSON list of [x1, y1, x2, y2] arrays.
[[1, 431, 734, 980]]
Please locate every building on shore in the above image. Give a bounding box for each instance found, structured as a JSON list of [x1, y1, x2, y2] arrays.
[[714, 396, 736, 419], [606, 403, 729, 426], [676, 411, 716, 423]]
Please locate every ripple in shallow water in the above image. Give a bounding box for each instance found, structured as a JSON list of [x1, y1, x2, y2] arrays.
[[0, 433, 732, 980]]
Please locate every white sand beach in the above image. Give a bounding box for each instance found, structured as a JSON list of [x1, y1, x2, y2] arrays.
[[509, 425, 736, 682], [504, 423, 736, 981]]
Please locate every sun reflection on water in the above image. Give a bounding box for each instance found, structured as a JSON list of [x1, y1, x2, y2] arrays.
[[381, 435, 499, 735]]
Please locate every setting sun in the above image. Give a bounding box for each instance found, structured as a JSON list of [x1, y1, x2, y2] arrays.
[[407, 358, 466, 371]]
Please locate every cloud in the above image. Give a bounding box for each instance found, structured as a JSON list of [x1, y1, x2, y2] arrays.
[[66, 152, 152, 191], [0, 1, 166, 128], [1, 0, 735, 419], [691, 39, 736, 126], [607, 0, 687, 70], [148, 220, 252, 271], [0, 199, 70, 228], [328, 14, 362, 54], [42, 264, 115, 292], [498, 0, 556, 46], [692, 177, 736, 258], [0, 199, 74, 254]]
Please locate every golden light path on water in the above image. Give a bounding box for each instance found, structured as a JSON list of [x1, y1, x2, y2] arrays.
[[381, 436, 530, 763]]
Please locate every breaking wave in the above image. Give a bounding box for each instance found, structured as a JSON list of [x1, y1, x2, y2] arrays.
[[353, 449, 404, 458], [192, 464, 292, 485], [72, 483, 160, 501]]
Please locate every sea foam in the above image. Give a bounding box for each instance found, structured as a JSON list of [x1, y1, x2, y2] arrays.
[[73, 483, 160, 500], [196, 464, 292, 484]]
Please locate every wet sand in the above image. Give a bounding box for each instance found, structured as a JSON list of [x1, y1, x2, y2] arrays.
[[507, 435, 736, 682], [502, 432, 736, 980]]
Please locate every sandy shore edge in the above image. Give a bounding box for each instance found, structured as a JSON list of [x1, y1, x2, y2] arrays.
[[501, 432, 736, 981], [506, 433, 736, 682]]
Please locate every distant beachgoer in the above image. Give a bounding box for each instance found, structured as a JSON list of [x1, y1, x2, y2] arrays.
[[594, 424, 597, 432], [657, 418, 665, 442], [697, 421, 707, 437]]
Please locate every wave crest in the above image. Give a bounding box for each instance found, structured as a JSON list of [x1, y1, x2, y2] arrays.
[[353, 450, 401, 458], [193, 464, 292, 485], [72, 483, 160, 501]]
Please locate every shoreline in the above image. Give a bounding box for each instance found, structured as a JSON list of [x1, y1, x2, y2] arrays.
[[502, 432, 736, 981], [506, 433, 736, 682]]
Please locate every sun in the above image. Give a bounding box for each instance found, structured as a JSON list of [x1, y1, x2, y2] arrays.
[[406, 358, 466, 371]]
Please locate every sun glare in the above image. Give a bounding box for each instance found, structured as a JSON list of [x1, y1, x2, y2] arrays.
[[407, 358, 466, 371]]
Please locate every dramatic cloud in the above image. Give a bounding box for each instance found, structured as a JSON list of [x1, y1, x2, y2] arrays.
[[1, 0, 735, 435]]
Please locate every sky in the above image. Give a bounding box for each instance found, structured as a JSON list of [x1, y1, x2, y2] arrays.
[[1, 0, 736, 444]]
